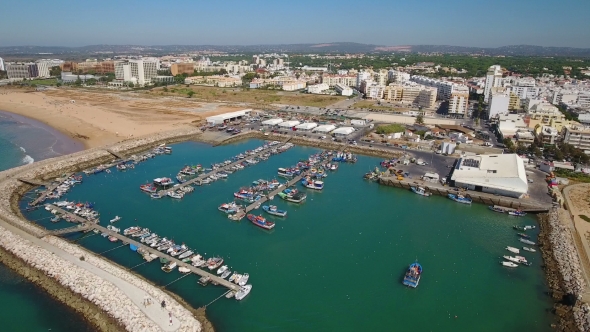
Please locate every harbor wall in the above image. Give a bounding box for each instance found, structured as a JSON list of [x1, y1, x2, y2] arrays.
[[377, 176, 548, 212], [538, 209, 590, 332], [0, 128, 208, 332]]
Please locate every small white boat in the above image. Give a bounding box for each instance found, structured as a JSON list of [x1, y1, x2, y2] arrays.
[[523, 247, 536, 253], [221, 269, 231, 279], [233, 274, 242, 284], [178, 266, 191, 274], [162, 262, 177, 273], [110, 216, 121, 223], [239, 273, 249, 286], [501, 261, 518, 268], [235, 285, 252, 301], [229, 272, 239, 283], [217, 265, 228, 275], [505, 246, 520, 254]]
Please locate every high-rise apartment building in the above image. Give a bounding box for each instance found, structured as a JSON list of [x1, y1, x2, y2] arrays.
[[0, 57, 4, 71], [484, 65, 503, 102], [35, 61, 50, 78], [448, 88, 469, 117], [6, 63, 38, 79], [114, 59, 158, 86]]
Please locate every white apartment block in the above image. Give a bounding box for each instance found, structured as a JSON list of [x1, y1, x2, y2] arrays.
[[35, 61, 50, 78], [114, 59, 158, 86], [321, 74, 357, 87], [334, 83, 353, 96], [382, 83, 437, 109], [0, 57, 4, 71], [6, 63, 38, 79], [410, 75, 468, 101], [374, 69, 388, 86], [484, 65, 503, 102], [448, 89, 469, 117], [356, 71, 372, 89], [508, 85, 540, 100], [488, 91, 510, 119], [563, 126, 590, 153], [307, 83, 329, 94], [387, 69, 410, 83], [364, 83, 385, 100]]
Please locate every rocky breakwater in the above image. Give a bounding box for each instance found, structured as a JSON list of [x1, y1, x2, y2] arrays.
[[0, 128, 206, 331], [540, 208, 590, 332]]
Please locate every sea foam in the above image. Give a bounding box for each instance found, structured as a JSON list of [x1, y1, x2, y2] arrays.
[[22, 155, 34, 165]]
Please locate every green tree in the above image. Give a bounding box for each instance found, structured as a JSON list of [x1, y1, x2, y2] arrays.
[[415, 114, 424, 125], [49, 66, 62, 77], [74, 76, 82, 86], [187, 90, 195, 98], [163, 87, 168, 92], [127, 82, 134, 88]]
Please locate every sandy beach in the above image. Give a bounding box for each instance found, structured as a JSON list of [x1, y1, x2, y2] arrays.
[[0, 87, 242, 149]]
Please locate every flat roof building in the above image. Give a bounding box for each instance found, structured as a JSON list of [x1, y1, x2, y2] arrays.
[[171, 63, 195, 76], [205, 109, 251, 125], [450, 154, 528, 198], [278, 120, 301, 128]]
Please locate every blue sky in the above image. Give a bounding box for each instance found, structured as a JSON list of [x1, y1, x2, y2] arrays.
[[1, 0, 589, 48]]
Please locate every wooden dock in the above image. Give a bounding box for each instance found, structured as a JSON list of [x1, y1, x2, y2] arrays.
[[158, 143, 285, 196], [30, 173, 74, 206], [243, 173, 307, 213], [44, 205, 240, 291]]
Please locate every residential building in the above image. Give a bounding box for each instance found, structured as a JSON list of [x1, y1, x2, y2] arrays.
[[410, 75, 468, 101], [509, 93, 520, 110], [488, 91, 510, 119], [387, 69, 410, 83], [527, 102, 566, 131], [383, 84, 404, 102], [171, 63, 195, 76], [448, 87, 469, 117], [0, 57, 4, 71], [307, 83, 329, 94], [375, 69, 388, 86], [563, 126, 590, 154], [6, 63, 38, 79], [515, 130, 535, 147], [35, 61, 50, 78], [282, 81, 306, 91], [356, 71, 372, 89], [334, 83, 353, 96], [114, 59, 158, 86], [450, 154, 528, 198], [538, 125, 558, 145], [321, 74, 357, 87], [382, 83, 437, 109], [363, 83, 385, 100], [498, 114, 528, 138], [484, 65, 503, 102], [184, 75, 241, 87], [418, 88, 437, 109]]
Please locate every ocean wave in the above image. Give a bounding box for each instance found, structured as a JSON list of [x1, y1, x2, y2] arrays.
[[20, 146, 26, 153], [22, 155, 34, 165]]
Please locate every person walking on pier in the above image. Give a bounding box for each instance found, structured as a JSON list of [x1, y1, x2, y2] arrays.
[[161, 300, 166, 310]]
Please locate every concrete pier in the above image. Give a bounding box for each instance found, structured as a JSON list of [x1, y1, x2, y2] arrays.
[[30, 173, 74, 206]]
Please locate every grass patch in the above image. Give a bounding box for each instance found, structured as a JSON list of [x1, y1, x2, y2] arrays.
[[579, 215, 590, 223], [23, 78, 59, 86], [353, 100, 409, 112], [554, 169, 590, 183], [150, 85, 345, 107], [375, 123, 406, 134]]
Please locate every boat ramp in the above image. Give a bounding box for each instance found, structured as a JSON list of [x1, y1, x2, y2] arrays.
[[44, 204, 240, 291]]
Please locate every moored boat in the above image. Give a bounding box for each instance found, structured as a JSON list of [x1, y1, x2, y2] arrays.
[[238, 273, 250, 286], [221, 269, 232, 279], [501, 261, 518, 268], [235, 285, 252, 301], [217, 265, 228, 275], [448, 193, 472, 204], [517, 233, 531, 239], [178, 266, 191, 274], [109, 215, 121, 223], [150, 193, 162, 199], [488, 206, 505, 213], [411, 186, 431, 197], [140, 184, 157, 193], [519, 238, 536, 245], [262, 205, 287, 217], [247, 214, 275, 230], [509, 210, 527, 217], [402, 261, 422, 288], [219, 202, 239, 214], [505, 246, 520, 254], [207, 257, 224, 270], [523, 247, 536, 253], [162, 262, 177, 273]]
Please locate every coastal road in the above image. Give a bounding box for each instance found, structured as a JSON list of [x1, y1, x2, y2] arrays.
[[0, 218, 183, 331]]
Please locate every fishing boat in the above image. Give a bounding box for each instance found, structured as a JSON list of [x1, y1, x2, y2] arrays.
[[278, 190, 306, 203], [150, 193, 162, 199], [207, 257, 224, 270], [523, 247, 536, 253], [509, 210, 527, 217], [107, 225, 120, 233], [524, 225, 535, 230], [109, 216, 121, 223], [505, 246, 520, 254], [123, 226, 141, 236], [235, 285, 252, 301], [262, 205, 287, 217], [519, 238, 536, 246], [247, 214, 275, 230], [218, 202, 239, 214], [50, 216, 60, 223], [302, 179, 324, 190], [402, 261, 422, 288], [517, 233, 531, 239], [488, 206, 505, 213], [503, 255, 522, 264], [277, 168, 295, 178], [108, 236, 118, 242], [153, 177, 174, 186], [447, 193, 472, 204], [167, 192, 183, 199], [501, 261, 518, 268], [179, 250, 194, 259], [238, 273, 249, 286], [410, 186, 431, 197], [161, 262, 177, 273], [140, 184, 157, 193], [229, 272, 239, 283], [217, 265, 228, 275], [221, 269, 232, 279]]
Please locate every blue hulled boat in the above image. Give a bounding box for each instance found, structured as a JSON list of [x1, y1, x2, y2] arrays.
[[262, 205, 287, 217], [447, 193, 472, 204], [402, 262, 422, 288]]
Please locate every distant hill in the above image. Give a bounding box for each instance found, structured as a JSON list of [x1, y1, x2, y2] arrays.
[[1, 43, 589, 58]]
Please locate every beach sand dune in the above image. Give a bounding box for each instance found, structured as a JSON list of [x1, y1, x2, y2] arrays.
[[0, 87, 242, 149]]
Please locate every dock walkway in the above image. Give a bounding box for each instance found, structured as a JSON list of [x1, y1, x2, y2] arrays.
[[45, 205, 239, 291], [31, 173, 74, 206], [158, 143, 283, 196]]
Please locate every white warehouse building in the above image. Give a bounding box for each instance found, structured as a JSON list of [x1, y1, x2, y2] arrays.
[[450, 154, 528, 198], [314, 124, 337, 133], [331, 127, 355, 137], [206, 109, 252, 125], [277, 120, 301, 129], [335, 83, 353, 96], [295, 122, 318, 131], [261, 118, 283, 127]]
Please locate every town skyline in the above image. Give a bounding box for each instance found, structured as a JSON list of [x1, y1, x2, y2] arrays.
[[1, 0, 589, 48]]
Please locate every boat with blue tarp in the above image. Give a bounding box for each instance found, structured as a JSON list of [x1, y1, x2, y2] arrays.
[[402, 261, 422, 288]]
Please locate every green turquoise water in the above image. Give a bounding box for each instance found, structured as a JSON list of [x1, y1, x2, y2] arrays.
[[21, 139, 554, 331]]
